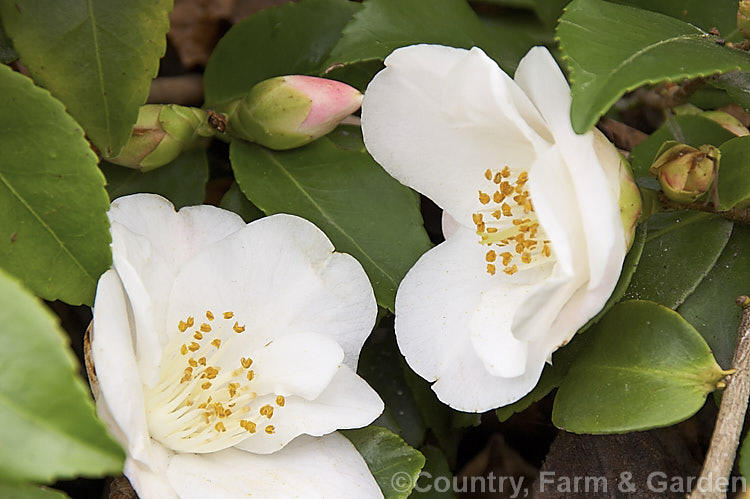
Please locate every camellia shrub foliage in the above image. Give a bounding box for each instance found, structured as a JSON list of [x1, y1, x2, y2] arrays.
[[2, 0, 750, 497]]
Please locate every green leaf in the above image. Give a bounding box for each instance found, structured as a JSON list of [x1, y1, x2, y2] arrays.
[[0, 64, 111, 306], [0, 0, 172, 156], [711, 71, 750, 112], [679, 224, 750, 368], [0, 483, 68, 499], [344, 426, 426, 499], [717, 135, 750, 210], [0, 269, 124, 483], [557, 0, 750, 133], [497, 223, 646, 421], [608, 0, 741, 39], [219, 182, 264, 223], [630, 114, 737, 178], [411, 445, 456, 499], [101, 147, 209, 210], [530, 0, 570, 27], [325, 0, 523, 73], [229, 133, 432, 311], [552, 300, 725, 433], [624, 212, 732, 309], [204, 0, 359, 110]]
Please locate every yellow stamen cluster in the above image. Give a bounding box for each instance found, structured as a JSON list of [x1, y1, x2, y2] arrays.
[[473, 167, 552, 276], [146, 310, 288, 452]]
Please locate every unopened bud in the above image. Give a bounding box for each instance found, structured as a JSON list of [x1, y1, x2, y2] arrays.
[[700, 110, 749, 137], [224, 75, 362, 150], [649, 142, 719, 203], [739, 0, 750, 39], [108, 105, 212, 171]]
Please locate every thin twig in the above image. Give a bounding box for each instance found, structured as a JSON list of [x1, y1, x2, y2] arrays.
[[688, 296, 750, 499]]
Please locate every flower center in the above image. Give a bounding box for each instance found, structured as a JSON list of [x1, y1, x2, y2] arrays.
[[145, 310, 284, 453], [472, 166, 553, 276]]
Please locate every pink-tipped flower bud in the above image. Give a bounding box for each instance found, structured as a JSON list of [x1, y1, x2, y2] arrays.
[[225, 75, 362, 150], [108, 104, 213, 171], [649, 142, 719, 203]]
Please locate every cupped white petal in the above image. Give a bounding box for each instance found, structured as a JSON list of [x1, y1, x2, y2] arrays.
[[91, 269, 151, 462], [123, 442, 175, 499], [233, 365, 383, 454], [108, 194, 246, 385], [361, 44, 551, 227], [165, 213, 376, 370], [167, 433, 383, 499], [514, 47, 626, 293]]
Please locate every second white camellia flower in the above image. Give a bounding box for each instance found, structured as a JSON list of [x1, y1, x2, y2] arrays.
[[91, 194, 384, 498], [361, 45, 641, 412]]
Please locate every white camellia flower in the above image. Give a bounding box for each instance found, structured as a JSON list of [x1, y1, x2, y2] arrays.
[[90, 194, 384, 498], [361, 45, 641, 412]]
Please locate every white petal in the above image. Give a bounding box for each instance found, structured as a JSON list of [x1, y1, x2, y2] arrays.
[[167, 433, 382, 499], [108, 194, 246, 385], [248, 332, 344, 400], [441, 210, 460, 239], [395, 227, 546, 411], [515, 47, 626, 292], [234, 365, 383, 454], [123, 444, 175, 499], [165, 214, 376, 370], [361, 44, 551, 227], [91, 269, 151, 462]]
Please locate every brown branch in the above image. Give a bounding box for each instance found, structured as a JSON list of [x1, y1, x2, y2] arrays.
[[658, 192, 750, 225], [688, 297, 750, 499], [597, 118, 648, 152], [147, 74, 204, 107]]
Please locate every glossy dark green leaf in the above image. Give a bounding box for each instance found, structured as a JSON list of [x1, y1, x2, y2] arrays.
[[552, 300, 725, 433], [0, 0, 172, 156], [530, 0, 569, 27], [711, 71, 750, 112], [325, 0, 523, 73], [344, 426, 425, 499], [204, 0, 359, 110], [717, 135, 750, 210], [412, 445, 456, 499], [0, 483, 68, 499], [0, 64, 111, 306], [630, 114, 737, 178], [679, 224, 750, 368], [101, 147, 208, 210], [624, 211, 732, 309], [229, 135, 432, 311], [557, 0, 750, 133], [218, 182, 264, 223], [0, 269, 124, 483]]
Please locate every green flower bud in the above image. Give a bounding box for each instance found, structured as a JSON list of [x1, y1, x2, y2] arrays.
[[649, 142, 719, 203], [700, 110, 749, 137], [224, 75, 363, 150], [108, 104, 212, 171], [739, 0, 750, 40]]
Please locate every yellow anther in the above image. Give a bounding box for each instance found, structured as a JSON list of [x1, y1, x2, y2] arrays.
[[515, 243, 525, 254], [186, 316, 194, 327], [502, 166, 511, 178], [211, 339, 222, 348], [265, 425, 275, 434], [247, 370, 255, 381], [478, 191, 490, 204], [228, 383, 239, 397], [484, 169, 492, 180], [276, 395, 286, 407], [487, 264, 496, 275], [503, 265, 518, 275], [206, 310, 214, 321], [241, 357, 253, 369], [240, 420, 257, 433], [202, 381, 212, 390], [521, 252, 532, 264], [200, 323, 212, 333], [472, 213, 483, 226], [476, 222, 486, 233], [204, 367, 220, 379], [500, 181, 514, 195], [542, 243, 551, 257], [524, 199, 533, 212], [515, 184, 525, 194], [486, 250, 497, 262], [178, 320, 189, 333], [260, 404, 274, 418], [202, 412, 210, 424], [193, 332, 203, 340], [486, 227, 498, 233], [223, 311, 234, 319], [501, 203, 512, 217], [198, 356, 207, 366], [493, 191, 504, 203], [501, 252, 513, 266], [233, 322, 246, 334], [518, 171, 528, 182], [215, 422, 226, 432], [513, 195, 526, 206], [180, 344, 188, 355], [491, 210, 502, 219], [188, 358, 198, 368], [188, 342, 200, 352], [180, 371, 192, 383]]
